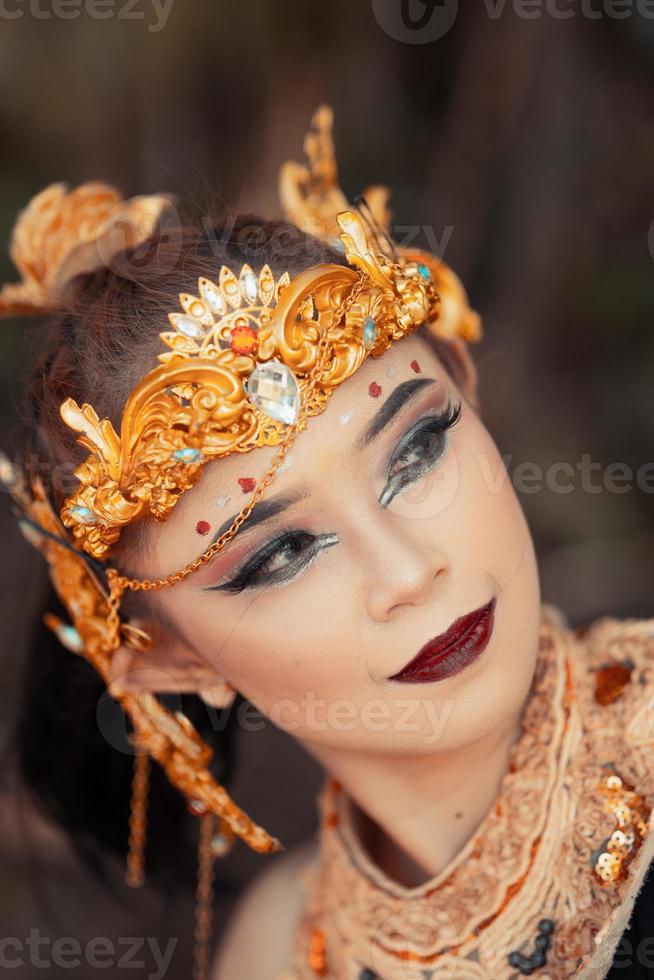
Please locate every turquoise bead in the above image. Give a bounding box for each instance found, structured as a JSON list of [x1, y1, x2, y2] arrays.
[[363, 316, 377, 349], [70, 504, 96, 524], [173, 448, 204, 464], [418, 263, 431, 280]]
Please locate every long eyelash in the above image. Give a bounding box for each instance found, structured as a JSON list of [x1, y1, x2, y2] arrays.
[[206, 523, 301, 594], [381, 399, 462, 505], [208, 526, 339, 595], [392, 400, 461, 462], [204, 402, 462, 595]]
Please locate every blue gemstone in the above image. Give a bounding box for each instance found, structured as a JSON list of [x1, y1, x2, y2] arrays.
[[418, 263, 431, 280], [56, 624, 84, 654], [173, 448, 204, 464], [70, 504, 96, 524], [363, 316, 377, 349]]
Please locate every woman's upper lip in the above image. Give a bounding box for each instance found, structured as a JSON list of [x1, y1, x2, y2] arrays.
[[388, 597, 496, 680]]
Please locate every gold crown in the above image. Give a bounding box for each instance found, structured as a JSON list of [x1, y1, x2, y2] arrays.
[[59, 208, 442, 560], [0, 106, 482, 860]]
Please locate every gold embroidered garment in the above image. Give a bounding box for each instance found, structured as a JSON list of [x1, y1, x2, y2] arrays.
[[286, 603, 654, 979]]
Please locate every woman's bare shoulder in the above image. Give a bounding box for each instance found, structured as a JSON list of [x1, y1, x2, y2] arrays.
[[211, 837, 319, 980]]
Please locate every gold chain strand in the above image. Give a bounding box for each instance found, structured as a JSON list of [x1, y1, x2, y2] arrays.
[[125, 749, 150, 888], [193, 812, 218, 980], [104, 285, 357, 602]]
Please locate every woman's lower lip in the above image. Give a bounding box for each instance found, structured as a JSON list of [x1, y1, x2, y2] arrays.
[[388, 597, 497, 684]]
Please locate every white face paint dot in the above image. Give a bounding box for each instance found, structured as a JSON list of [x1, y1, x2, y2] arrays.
[[385, 364, 398, 379], [278, 454, 294, 473], [215, 492, 232, 508], [339, 411, 355, 425]]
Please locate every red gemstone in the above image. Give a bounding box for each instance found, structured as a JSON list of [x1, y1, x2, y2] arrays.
[[410, 359, 421, 373], [229, 325, 257, 355], [195, 520, 211, 536], [368, 382, 382, 398], [238, 477, 256, 493]]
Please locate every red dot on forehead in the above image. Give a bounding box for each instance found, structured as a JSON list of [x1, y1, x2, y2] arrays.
[[238, 477, 256, 493], [368, 381, 382, 398], [195, 520, 211, 536], [410, 359, 421, 373]]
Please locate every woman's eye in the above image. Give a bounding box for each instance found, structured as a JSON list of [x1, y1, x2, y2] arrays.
[[205, 529, 338, 594], [380, 401, 462, 507]]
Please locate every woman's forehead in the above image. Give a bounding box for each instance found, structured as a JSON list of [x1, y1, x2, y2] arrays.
[[149, 335, 454, 560]]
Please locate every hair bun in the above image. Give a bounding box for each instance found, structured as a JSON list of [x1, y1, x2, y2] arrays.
[[0, 181, 177, 318]]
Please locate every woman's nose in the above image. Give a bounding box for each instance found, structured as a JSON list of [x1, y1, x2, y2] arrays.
[[360, 513, 450, 624]]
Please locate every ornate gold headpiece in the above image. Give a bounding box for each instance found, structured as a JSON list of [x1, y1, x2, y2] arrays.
[[0, 107, 481, 957], [58, 207, 440, 562]]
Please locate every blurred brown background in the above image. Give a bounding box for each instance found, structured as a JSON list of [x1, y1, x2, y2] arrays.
[[0, 1, 653, 976]]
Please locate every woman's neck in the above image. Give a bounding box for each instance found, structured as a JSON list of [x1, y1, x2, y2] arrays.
[[306, 707, 526, 888]]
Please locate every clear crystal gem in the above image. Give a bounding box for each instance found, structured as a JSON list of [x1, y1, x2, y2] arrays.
[[173, 448, 204, 464], [70, 504, 96, 524], [187, 798, 207, 816], [0, 454, 17, 487], [201, 282, 226, 317], [210, 832, 232, 857], [241, 271, 258, 303], [170, 313, 207, 339], [245, 360, 300, 425]]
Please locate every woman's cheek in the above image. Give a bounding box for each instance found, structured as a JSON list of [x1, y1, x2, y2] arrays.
[[214, 575, 361, 711]]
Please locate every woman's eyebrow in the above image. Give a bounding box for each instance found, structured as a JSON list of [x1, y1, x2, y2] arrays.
[[203, 377, 436, 551], [208, 490, 307, 547], [355, 376, 437, 450]]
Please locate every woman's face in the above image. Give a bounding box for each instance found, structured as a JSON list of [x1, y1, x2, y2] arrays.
[[127, 331, 542, 757]]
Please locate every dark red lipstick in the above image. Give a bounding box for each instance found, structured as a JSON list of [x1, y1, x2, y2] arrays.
[[389, 597, 496, 684]]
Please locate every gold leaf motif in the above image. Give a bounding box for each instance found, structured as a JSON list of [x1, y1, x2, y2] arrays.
[[158, 332, 201, 355], [179, 293, 214, 326], [259, 264, 275, 305], [219, 266, 241, 309]]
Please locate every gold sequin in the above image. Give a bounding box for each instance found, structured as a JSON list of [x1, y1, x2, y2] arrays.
[[593, 772, 651, 884]]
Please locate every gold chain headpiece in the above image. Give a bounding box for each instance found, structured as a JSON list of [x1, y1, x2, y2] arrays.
[[0, 107, 481, 866]]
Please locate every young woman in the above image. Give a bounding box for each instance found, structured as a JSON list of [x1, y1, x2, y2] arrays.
[[1, 109, 653, 980]]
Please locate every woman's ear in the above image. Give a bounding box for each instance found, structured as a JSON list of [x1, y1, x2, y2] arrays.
[[107, 618, 236, 709]]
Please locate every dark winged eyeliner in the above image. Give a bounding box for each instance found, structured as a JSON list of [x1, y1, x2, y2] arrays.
[[206, 376, 439, 552]]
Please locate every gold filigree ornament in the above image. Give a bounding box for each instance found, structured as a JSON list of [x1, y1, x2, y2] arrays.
[[57, 207, 440, 563], [0, 108, 481, 862]]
